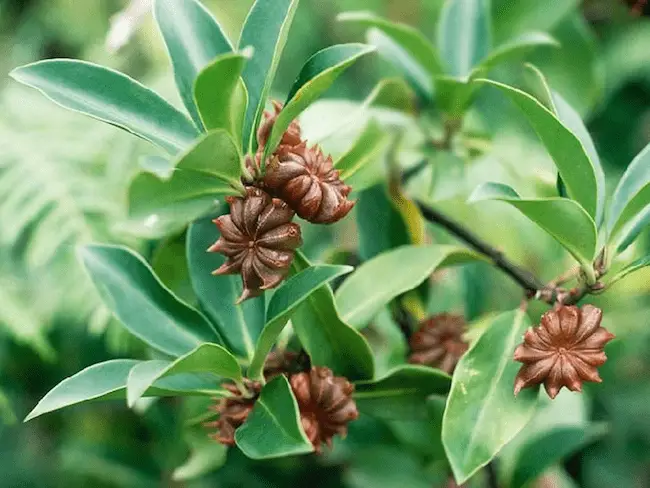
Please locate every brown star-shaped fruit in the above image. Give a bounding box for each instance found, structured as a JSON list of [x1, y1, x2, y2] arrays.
[[205, 381, 261, 446], [409, 314, 468, 374], [514, 305, 615, 399]]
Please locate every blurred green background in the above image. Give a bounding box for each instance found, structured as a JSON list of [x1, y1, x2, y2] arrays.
[[1, 0, 650, 487]]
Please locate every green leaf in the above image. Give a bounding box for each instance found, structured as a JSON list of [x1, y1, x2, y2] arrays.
[[128, 129, 244, 238], [338, 11, 443, 75], [25, 359, 139, 421], [25, 360, 226, 421], [477, 79, 600, 220], [437, 0, 491, 78], [126, 343, 242, 407], [264, 43, 375, 159], [187, 213, 266, 361], [247, 262, 354, 381], [239, 0, 299, 151], [492, 0, 578, 44], [335, 119, 390, 181], [235, 376, 313, 459], [606, 255, 650, 288], [442, 309, 539, 484], [477, 32, 558, 72], [608, 143, 650, 250], [194, 51, 249, 142], [173, 432, 228, 481], [353, 365, 451, 420], [367, 28, 433, 100], [336, 245, 483, 329], [290, 252, 374, 381], [81, 245, 220, 357], [10, 60, 198, 154], [470, 183, 597, 265], [154, 0, 233, 129]]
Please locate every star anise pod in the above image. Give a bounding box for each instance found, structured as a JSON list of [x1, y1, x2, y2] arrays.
[[289, 367, 358, 452], [262, 142, 356, 224], [408, 314, 468, 374], [257, 100, 302, 152], [514, 305, 615, 399], [208, 187, 302, 303], [205, 381, 261, 446]]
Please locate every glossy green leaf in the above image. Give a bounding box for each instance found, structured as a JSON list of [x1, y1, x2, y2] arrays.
[[10, 60, 198, 154], [336, 245, 483, 329], [187, 213, 266, 361], [25, 360, 226, 421], [478, 32, 558, 72], [139, 155, 174, 179], [235, 376, 313, 459], [154, 0, 233, 129], [442, 309, 539, 484], [608, 143, 650, 248], [367, 28, 433, 100], [81, 245, 220, 357], [523, 63, 557, 112], [607, 255, 650, 288], [437, 0, 491, 78], [290, 252, 374, 381], [335, 119, 390, 181], [25, 360, 139, 422], [128, 129, 244, 238], [239, 0, 299, 151], [264, 43, 375, 159], [247, 263, 354, 381], [492, 0, 578, 43], [126, 343, 242, 407], [470, 183, 597, 265], [173, 433, 228, 481], [338, 11, 443, 75], [476, 79, 600, 220], [353, 365, 451, 420], [194, 51, 249, 142]]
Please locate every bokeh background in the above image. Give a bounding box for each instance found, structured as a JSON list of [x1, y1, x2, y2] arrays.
[[1, 0, 650, 486]]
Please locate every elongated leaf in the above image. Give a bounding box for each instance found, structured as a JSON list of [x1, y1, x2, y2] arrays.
[[608, 143, 650, 246], [194, 51, 249, 142], [336, 245, 483, 329], [607, 255, 650, 288], [492, 0, 578, 43], [470, 183, 597, 266], [438, 0, 491, 78], [25, 360, 139, 422], [239, 0, 299, 151], [25, 360, 226, 421], [187, 213, 266, 361], [81, 245, 221, 357], [367, 29, 433, 100], [335, 119, 390, 181], [478, 32, 557, 72], [173, 433, 228, 481], [338, 11, 443, 75], [126, 344, 242, 406], [291, 252, 374, 381], [442, 309, 539, 484], [10, 60, 198, 154], [247, 263, 354, 381], [264, 43, 374, 159], [154, 0, 233, 129], [235, 376, 313, 459], [354, 365, 451, 420], [477, 79, 600, 220], [128, 129, 244, 238]]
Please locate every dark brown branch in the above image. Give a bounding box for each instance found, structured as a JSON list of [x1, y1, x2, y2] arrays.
[[415, 199, 548, 299]]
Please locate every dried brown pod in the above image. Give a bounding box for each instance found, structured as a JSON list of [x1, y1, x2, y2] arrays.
[[209, 187, 303, 303], [514, 305, 615, 399], [257, 100, 302, 151], [289, 367, 359, 452], [205, 381, 262, 446], [409, 314, 468, 374], [263, 142, 356, 224]]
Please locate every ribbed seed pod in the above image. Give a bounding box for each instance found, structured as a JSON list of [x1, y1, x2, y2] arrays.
[[514, 305, 615, 399], [209, 187, 303, 303], [409, 314, 468, 374], [289, 367, 359, 452], [205, 381, 262, 446], [262, 142, 356, 224], [257, 100, 302, 151]]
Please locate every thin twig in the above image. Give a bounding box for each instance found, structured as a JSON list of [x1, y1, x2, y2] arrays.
[[415, 199, 549, 300]]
